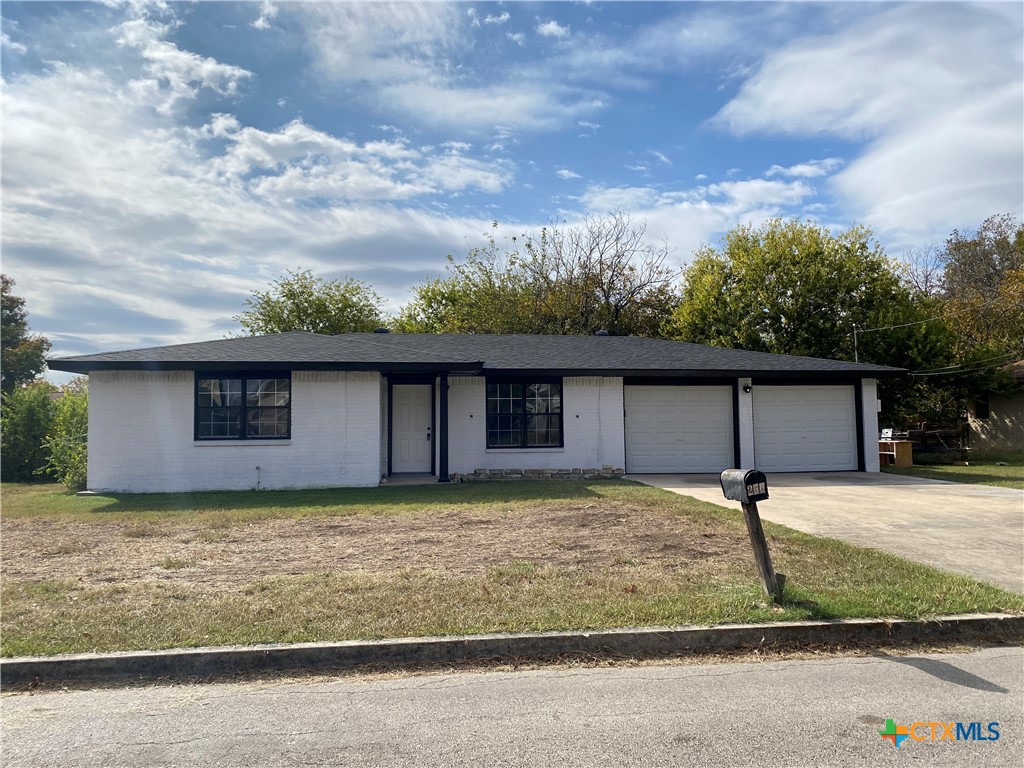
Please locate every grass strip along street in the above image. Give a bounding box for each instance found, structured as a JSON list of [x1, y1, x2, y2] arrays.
[[3, 480, 1022, 657]]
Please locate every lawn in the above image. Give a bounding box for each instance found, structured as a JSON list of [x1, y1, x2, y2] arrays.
[[2, 480, 1022, 657], [882, 450, 1024, 489]]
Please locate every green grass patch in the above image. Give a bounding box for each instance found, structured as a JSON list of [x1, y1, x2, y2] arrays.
[[2, 480, 1022, 657], [0, 480, 654, 526], [883, 453, 1024, 489]]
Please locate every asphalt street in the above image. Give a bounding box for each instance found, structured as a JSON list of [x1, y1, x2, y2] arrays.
[[3, 646, 1022, 767]]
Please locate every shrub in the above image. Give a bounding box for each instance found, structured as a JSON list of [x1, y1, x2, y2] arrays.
[[42, 378, 88, 490], [0, 381, 56, 481]]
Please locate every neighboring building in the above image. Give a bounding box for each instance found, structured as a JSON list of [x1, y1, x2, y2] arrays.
[[967, 361, 1024, 451], [47, 332, 902, 493]]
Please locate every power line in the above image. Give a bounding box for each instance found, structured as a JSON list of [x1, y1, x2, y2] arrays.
[[850, 295, 1024, 336], [912, 350, 1024, 374], [910, 351, 1024, 377]]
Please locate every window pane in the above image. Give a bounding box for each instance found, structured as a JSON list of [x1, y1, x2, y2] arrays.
[[197, 407, 241, 438], [486, 413, 522, 447], [198, 379, 241, 407], [247, 407, 289, 437], [247, 378, 290, 407], [526, 414, 560, 447]]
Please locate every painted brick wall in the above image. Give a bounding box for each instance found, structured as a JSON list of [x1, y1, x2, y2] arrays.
[[969, 392, 1024, 450], [445, 376, 625, 474], [88, 370, 382, 492]]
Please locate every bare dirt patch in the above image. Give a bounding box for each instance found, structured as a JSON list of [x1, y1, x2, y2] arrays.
[[1, 503, 751, 591]]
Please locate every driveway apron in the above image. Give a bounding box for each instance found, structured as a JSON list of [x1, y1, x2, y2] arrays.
[[631, 472, 1024, 593]]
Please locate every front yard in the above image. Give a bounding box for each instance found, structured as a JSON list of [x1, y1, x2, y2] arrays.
[[882, 450, 1024, 489], [2, 480, 1021, 657]]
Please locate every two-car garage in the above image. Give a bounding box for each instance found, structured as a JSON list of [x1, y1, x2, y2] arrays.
[[624, 383, 859, 474]]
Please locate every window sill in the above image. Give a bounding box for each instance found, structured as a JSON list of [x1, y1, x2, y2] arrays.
[[485, 447, 564, 453], [194, 440, 292, 446]]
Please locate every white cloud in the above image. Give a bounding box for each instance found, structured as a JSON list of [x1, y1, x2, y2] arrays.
[[536, 19, 570, 39], [649, 150, 672, 167], [573, 178, 819, 263], [694, 173, 708, 181], [764, 158, 843, 179], [467, 8, 480, 28], [507, 32, 525, 47], [714, 3, 1023, 244], [2, 30, 28, 54], [556, 169, 581, 180], [484, 12, 511, 26], [116, 16, 251, 114], [0, 10, 518, 356], [297, 4, 601, 133], [251, 1, 278, 31], [382, 80, 603, 132]]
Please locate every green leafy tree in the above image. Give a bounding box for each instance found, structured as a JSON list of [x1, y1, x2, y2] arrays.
[[667, 219, 917, 361], [396, 213, 678, 336], [235, 269, 385, 336], [666, 219, 951, 422], [0, 381, 56, 481], [1, 274, 51, 394], [938, 214, 1023, 356], [42, 378, 89, 490]]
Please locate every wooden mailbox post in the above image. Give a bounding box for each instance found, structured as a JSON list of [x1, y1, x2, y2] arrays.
[[720, 469, 783, 602]]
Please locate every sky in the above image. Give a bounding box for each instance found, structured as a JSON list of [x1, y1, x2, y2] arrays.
[[2, 1, 1022, 370]]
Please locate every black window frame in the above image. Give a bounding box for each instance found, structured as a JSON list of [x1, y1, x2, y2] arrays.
[[485, 377, 564, 449], [194, 371, 292, 441]]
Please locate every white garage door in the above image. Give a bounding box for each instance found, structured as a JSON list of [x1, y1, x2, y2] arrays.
[[753, 386, 857, 472], [625, 386, 734, 473]]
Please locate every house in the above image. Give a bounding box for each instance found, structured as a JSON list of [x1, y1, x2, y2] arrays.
[[47, 331, 903, 493], [967, 360, 1024, 451]]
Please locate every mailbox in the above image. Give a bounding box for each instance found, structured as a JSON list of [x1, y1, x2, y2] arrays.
[[720, 469, 769, 503]]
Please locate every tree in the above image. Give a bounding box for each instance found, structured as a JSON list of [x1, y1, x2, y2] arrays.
[[235, 269, 385, 336], [1, 274, 51, 394], [0, 381, 56, 481], [42, 378, 89, 490], [667, 219, 918, 361], [396, 213, 678, 337], [938, 214, 1023, 357]]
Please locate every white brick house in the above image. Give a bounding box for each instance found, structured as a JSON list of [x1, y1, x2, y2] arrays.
[[48, 332, 902, 493]]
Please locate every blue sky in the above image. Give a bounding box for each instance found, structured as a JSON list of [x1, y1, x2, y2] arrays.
[[2, 1, 1022, 368]]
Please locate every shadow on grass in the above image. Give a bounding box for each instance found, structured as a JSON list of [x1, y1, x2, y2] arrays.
[[81, 479, 621, 515]]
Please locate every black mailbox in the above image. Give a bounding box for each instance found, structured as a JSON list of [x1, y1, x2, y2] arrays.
[[720, 469, 769, 503]]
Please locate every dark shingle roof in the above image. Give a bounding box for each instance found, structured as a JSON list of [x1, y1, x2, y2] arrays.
[[47, 331, 903, 378]]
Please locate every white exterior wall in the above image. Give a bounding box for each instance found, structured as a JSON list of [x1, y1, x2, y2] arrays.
[[861, 378, 881, 473], [88, 370, 382, 492], [446, 376, 625, 474]]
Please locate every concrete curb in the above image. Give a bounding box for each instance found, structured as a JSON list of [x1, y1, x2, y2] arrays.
[[3, 613, 1022, 686]]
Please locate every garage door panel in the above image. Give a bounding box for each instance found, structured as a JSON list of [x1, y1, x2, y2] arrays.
[[753, 386, 857, 472], [625, 386, 734, 473]]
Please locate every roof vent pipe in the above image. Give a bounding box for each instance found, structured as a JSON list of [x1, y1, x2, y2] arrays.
[[373, 328, 391, 334], [594, 329, 610, 336]]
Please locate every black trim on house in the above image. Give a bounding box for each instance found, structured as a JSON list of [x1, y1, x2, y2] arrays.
[[438, 373, 449, 483], [484, 376, 565, 450], [193, 371, 292, 441], [732, 381, 742, 469], [854, 379, 866, 472], [386, 377, 437, 476]]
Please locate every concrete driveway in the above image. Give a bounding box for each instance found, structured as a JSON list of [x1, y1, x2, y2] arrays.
[[630, 472, 1024, 593]]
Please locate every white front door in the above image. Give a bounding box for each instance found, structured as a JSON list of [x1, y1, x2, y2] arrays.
[[392, 384, 433, 473]]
